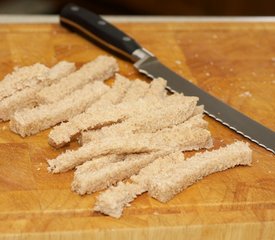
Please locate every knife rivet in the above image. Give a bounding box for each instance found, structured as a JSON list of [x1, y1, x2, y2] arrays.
[[98, 20, 106, 26], [71, 6, 79, 11], [123, 36, 131, 41]]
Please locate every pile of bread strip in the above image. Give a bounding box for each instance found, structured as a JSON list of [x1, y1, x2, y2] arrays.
[[0, 55, 252, 218]]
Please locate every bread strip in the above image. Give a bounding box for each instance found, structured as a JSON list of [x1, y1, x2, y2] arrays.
[[48, 135, 156, 173], [131, 151, 185, 186], [0, 85, 40, 121], [144, 78, 167, 98], [192, 105, 204, 116], [89, 74, 132, 106], [121, 79, 149, 101], [72, 152, 165, 195], [48, 74, 132, 148], [37, 56, 118, 104], [75, 154, 125, 176], [148, 141, 252, 202], [80, 97, 204, 144], [41, 61, 76, 87], [0, 61, 76, 121], [9, 81, 108, 137], [80, 95, 198, 144], [0, 63, 49, 101], [93, 182, 145, 218], [48, 125, 212, 173], [94, 152, 184, 218]]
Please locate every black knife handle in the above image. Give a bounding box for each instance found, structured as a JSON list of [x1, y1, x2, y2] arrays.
[[60, 3, 141, 60]]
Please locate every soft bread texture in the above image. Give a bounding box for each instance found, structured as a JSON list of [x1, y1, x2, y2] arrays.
[[43, 61, 76, 86], [148, 141, 252, 202], [0, 63, 49, 101], [72, 152, 165, 195], [144, 78, 167, 98], [9, 81, 109, 137], [48, 74, 132, 148], [0, 61, 76, 121], [121, 79, 150, 101], [47, 124, 212, 173], [74, 154, 125, 176], [36, 56, 118, 104], [94, 152, 184, 218], [80, 94, 198, 144], [131, 151, 185, 187], [52, 92, 189, 147], [81, 107, 206, 145], [95, 141, 252, 218], [94, 74, 132, 105], [94, 182, 145, 218]]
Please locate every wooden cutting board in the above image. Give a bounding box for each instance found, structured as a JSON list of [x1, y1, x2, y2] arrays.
[[0, 22, 274, 240]]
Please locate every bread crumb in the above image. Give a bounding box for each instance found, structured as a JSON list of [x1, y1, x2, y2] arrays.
[[229, 68, 234, 72], [194, 54, 199, 58], [36, 167, 41, 171], [175, 60, 182, 65], [239, 91, 252, 97], [271, 57, 275, 62], [205, 72, 210, 77], [268, 170, 272, 174], [2, 126, 7, 130], [272, 80, 275, 84]]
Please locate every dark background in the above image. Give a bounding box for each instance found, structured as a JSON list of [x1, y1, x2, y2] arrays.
[[0, 0, 275, 15]]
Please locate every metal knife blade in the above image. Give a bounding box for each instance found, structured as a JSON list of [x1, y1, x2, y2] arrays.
[[60, 3, 275, 154]]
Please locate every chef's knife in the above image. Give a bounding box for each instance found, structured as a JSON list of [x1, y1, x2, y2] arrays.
[[60, 3, 275, 154]]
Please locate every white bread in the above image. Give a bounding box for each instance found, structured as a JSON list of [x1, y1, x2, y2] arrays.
[[60, 94, 197, 147], [0, 63, 49, 101], [36, 56, 118, 104], [92, 74, 132, 105], [0, 85, 41, 121], [93, 182, 145, 218], [43, 61, 76, 86], [144, 78, 167, 98], [48, 74, 132, 148], [192, 105, 204, 116], [75, 154, 125, 176], [9, 81, 109, 137], [94, 152, 184, 218], [81, 106, 206, 145], [72, 152, 165, 195], [48, 125, 212, 173], [48, 134, 156, 173], [131, 151, 185, 186], [148, 141, 252, 202], [0, 61, 76, 121], [121, 79, 149, 101]]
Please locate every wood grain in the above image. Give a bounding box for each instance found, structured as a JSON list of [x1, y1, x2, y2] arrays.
[[0, 22, 274, 239]]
